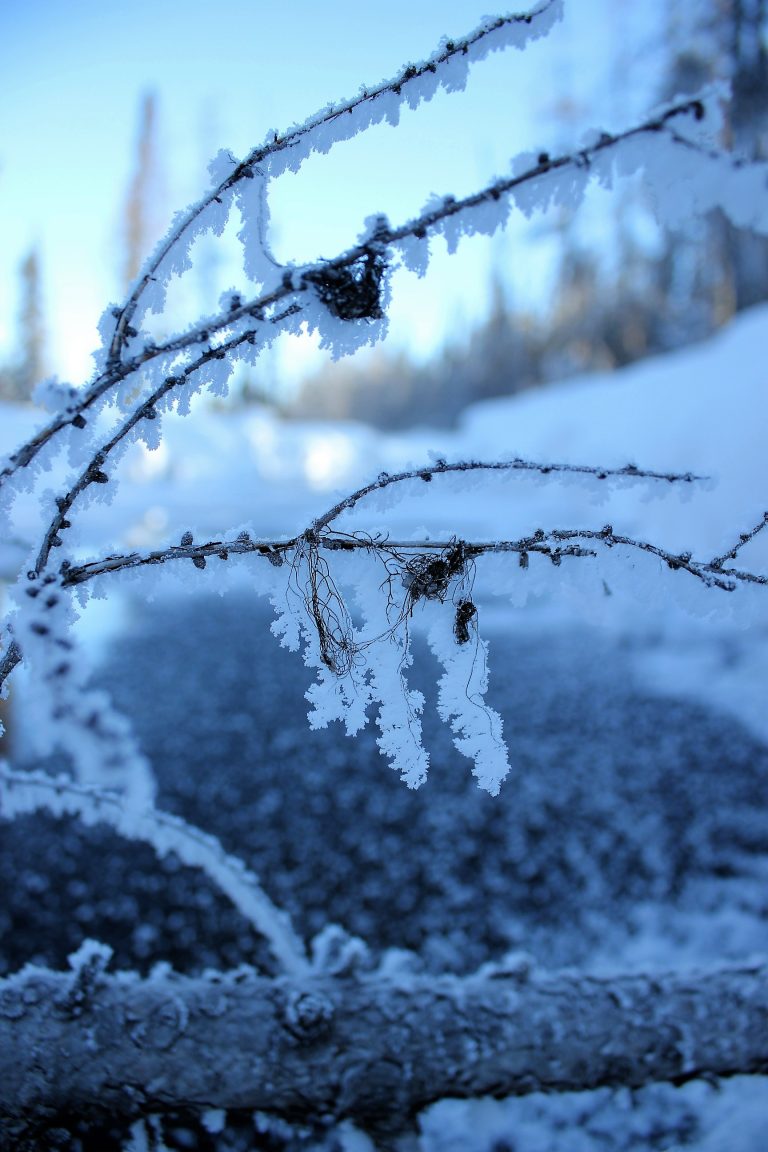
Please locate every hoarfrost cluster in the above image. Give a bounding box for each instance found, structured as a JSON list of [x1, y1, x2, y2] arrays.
[[0, 0, 766, 984]]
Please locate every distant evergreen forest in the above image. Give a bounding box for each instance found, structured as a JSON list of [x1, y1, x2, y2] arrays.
[[287, 0, 768, 428], [3, 2, 767, 430]]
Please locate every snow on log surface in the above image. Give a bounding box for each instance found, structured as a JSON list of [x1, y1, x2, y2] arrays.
[[0, 962, 766, 1143]]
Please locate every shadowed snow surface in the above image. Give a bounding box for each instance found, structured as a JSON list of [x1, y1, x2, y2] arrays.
[[2, 602, 767, 1151], [3, 595, 766, 980]]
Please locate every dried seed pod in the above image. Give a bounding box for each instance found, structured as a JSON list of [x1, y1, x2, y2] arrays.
[[453, 598, 477, 644]]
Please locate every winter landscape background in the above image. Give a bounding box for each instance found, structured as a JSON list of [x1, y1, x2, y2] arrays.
[[1, 0, 767, 1147], [1, 303, 767, 1148]]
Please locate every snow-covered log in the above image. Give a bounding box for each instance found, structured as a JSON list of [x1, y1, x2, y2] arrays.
[[1, 961, 766, 1144]]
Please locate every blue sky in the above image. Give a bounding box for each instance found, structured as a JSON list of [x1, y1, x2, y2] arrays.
[[0, 0, 664, 391]]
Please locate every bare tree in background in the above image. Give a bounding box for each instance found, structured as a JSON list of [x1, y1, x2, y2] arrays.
[[123, 92, 160, 292], [0, 249, 46, 404]]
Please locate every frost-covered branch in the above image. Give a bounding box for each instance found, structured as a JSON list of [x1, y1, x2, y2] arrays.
[[31, 458, 707, 594], [29, 319, 293, 579], [711, 510, 768, 569], [0, 0, 561, 491], [3, 451, 764, 792], [307, 458, 703, 532], [15, 467, 753, 794], [0, 768, 309, 977], [1, 959, 766, 1144], [59, 517, 767, 595], [0, 6, 766, 1144], [0, 0, 764, 849], [47, 454, 761, 601], [2, 87, 763, 495], [106, 0, 563, 365], [0, 635, 20, 695], [15, 6, 756, 799]]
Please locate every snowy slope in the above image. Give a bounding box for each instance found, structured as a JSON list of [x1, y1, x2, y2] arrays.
[[3, 305, 766, 733], [85, 304, 768, 588], [3, 304, 765, 560]]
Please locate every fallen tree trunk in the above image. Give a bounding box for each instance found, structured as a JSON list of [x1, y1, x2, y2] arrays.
[[1, 959, 766, 1145]]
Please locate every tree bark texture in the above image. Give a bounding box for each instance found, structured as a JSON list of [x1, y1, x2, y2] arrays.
[[1, 962, 766, 1145]]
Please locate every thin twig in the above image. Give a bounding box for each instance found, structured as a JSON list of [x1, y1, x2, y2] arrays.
[[106, 0, 562, 364], [2, 512, 760, 700], [0, 637, 21, 691], [710, 510, 768, 568], [309, 458, 703, 533], [60, 526, 766, 595], [31, 318, 292, 577], [0, 93, 729, 491]]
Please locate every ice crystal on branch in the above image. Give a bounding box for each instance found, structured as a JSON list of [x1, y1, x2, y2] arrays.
[[0, 9, 767, 1144], [0, 1, 766, 816]]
